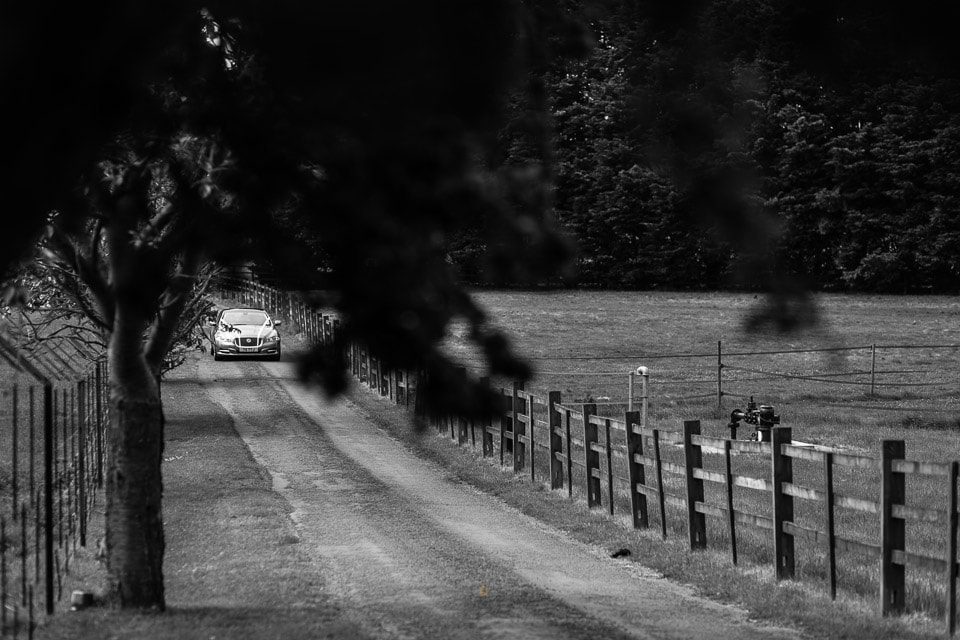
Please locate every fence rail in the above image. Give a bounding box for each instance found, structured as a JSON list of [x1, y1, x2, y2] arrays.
[[459, 338, 960, 415]]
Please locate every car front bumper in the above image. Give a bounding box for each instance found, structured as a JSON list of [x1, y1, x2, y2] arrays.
[[214, 342, 280, 356]]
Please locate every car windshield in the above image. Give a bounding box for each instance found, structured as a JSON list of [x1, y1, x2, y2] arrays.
[[221, 310, 270, 326]]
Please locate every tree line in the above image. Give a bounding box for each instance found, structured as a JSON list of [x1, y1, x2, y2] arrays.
[[450, 1, 960, 293]]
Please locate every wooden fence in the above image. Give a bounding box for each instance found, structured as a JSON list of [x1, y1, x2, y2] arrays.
[[220, 280, 959, 636], [354, 361, 959, 636]]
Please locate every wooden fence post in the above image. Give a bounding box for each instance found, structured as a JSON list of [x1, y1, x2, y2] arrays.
[[548, 392, 563, 489], [824, 451, 837, 599], [480, 378, 492, 457], [513, 382, 525, 473], [564, 409, 574, 498], [625, 410, 647, 529], [604, 418, 615, 517], [452, 368, 466, 442], [414, 368, 425, 419], [724, 439, 736, 563], [654, 428, 667, 538], [366, 349, 373, 389], [499, 390, 510, 466], [881, 439, 906, 615], [684, 420, 706, 549], [771, 426, 795, 579], [583, 404, 600, 508], [528, 395, 536, 483]]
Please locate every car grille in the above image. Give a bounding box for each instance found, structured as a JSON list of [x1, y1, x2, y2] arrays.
[[239, 337, 259, 347]]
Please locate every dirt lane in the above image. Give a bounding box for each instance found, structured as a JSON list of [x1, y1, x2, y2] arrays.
[[199, 357, 802, 640]]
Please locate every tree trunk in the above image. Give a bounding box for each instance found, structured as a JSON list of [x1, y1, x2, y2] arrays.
[[104, 307, 166, 609], [105, 397, 165, 609]]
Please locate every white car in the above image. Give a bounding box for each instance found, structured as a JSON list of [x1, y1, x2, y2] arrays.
[[209, 307, 282, 361]]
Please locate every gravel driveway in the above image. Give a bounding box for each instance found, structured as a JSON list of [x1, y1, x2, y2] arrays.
[[198, 357, 801, 640]]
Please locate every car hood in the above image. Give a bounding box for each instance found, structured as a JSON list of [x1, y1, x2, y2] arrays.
[[218, 324, 277, 339]]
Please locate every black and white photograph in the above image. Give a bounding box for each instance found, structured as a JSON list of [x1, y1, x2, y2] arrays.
[[1, 1, 959, 638]]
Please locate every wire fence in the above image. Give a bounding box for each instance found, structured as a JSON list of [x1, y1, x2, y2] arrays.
[[0, 331, 107, 637], [450, 340, 960, 423]]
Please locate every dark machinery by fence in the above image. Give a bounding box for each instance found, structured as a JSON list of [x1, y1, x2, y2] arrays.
[[727, 396, 780, 441]]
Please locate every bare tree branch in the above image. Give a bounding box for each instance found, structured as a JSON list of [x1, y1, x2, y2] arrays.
[[47, 224, 115, 328]]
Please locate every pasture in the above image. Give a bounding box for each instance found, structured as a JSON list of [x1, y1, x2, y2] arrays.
[[448, 291, 960, 453], [444, 291, 960, 622]]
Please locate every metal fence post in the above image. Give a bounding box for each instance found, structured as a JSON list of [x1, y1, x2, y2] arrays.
[[12, 386, 19, 521], [77, 379, 87, 547], [946, 460, 957, 636], [95, 360, 104, 488], [717, 341, 723, 410], [43, 382, 54, 614]]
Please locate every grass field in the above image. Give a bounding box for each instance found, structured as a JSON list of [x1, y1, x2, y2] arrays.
[[447, 290, 960, 451], [442, 290, 960, 626]]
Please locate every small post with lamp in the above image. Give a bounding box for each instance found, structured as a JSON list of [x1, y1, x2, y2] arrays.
[[636, 366, 649, 430]]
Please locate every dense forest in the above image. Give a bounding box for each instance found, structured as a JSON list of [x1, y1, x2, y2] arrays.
[[450, 1, 960, 293]]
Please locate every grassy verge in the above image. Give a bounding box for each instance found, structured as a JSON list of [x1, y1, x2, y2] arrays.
[[36, 355, 361, 640], [346, 381, 950, 640]]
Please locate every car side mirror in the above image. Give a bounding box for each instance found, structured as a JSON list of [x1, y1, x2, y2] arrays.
[[207, 319, 216, 326], [273, 320, 282, 327]]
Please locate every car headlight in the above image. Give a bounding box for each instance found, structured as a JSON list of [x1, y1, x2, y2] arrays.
[[216, 334, 235, 344], [263, 333, 279, 343]]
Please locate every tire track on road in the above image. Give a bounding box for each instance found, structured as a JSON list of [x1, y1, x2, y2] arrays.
[[201, 356, 801, 639], [200, 358, 635, 640]]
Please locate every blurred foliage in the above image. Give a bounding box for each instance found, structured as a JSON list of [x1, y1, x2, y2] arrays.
[[0, 1, 587, 419], [457, 0, 960, 304], [3, 0, 960, 419]]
